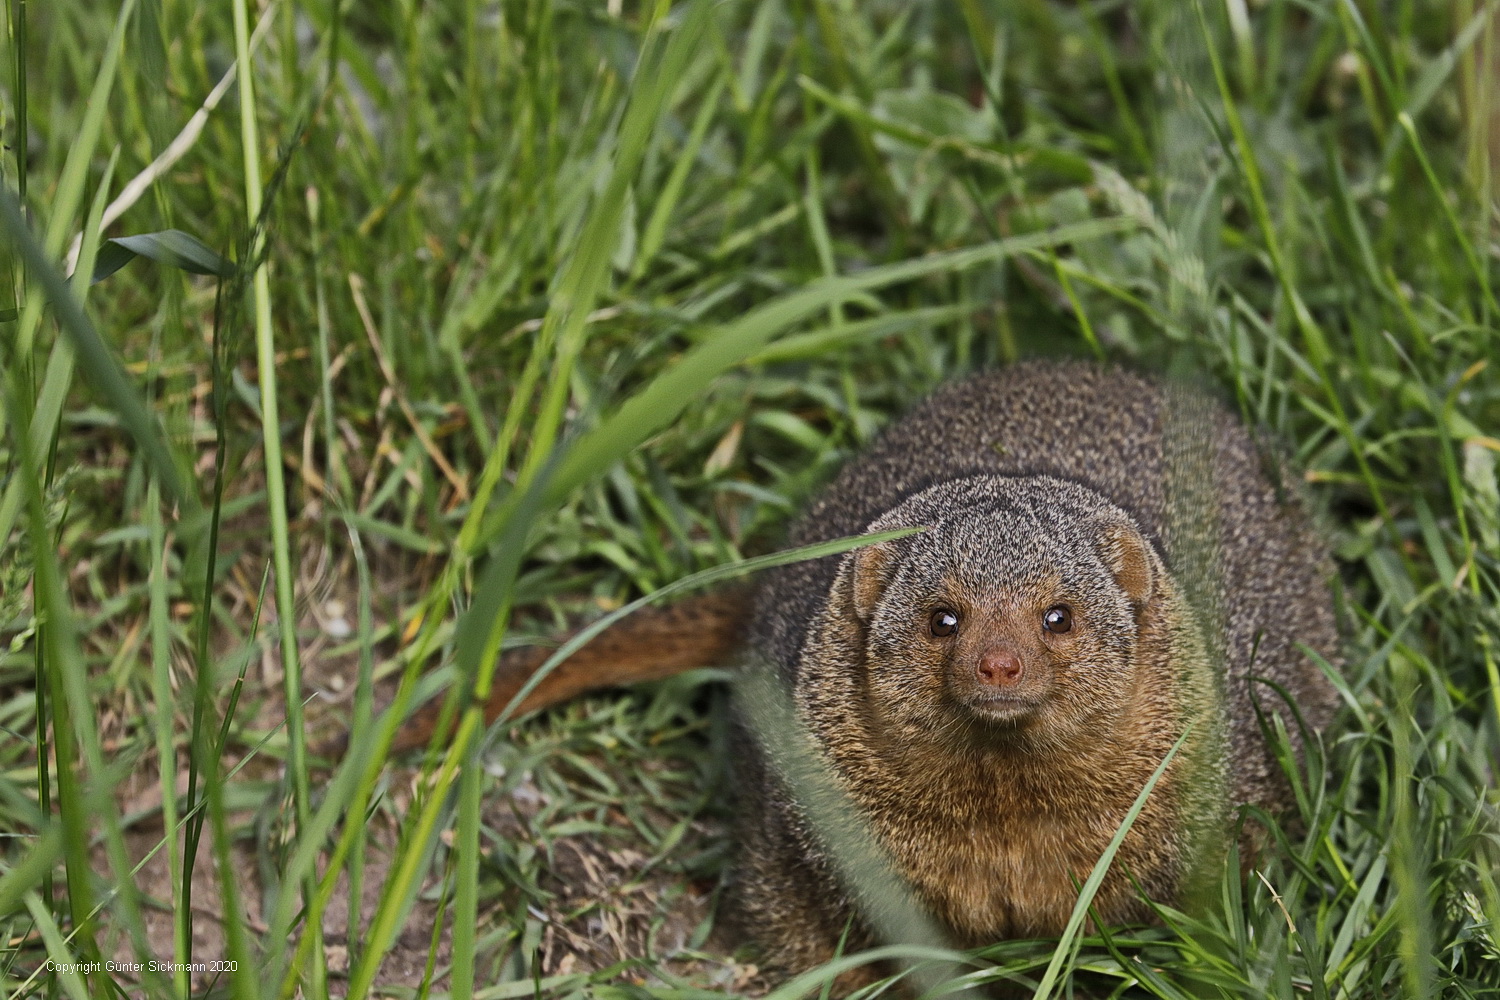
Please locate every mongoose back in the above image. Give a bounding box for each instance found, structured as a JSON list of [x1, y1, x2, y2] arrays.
[[397, 360, 1340, 973]]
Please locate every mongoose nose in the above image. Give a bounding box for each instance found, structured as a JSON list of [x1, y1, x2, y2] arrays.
[[976, 648, 1025, 687]]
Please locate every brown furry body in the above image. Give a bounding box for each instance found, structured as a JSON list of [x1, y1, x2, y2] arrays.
[[727, 362, 1338, 971], [393, 361, 1340, 974]]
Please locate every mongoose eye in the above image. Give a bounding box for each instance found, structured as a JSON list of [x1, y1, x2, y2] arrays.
[[929, 608, 960, 638], [1042, 605, 1073, 634]]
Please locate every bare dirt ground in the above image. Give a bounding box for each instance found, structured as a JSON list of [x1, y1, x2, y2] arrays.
[[57, 547, 757, 995]]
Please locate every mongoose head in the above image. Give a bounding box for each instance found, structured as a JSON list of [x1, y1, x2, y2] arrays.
[[834, 475, 1166, 753]]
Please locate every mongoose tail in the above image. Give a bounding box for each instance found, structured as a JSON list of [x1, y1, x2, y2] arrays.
[[389, 587, 747, 753]]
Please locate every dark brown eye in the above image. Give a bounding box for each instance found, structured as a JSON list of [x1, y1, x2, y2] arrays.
[[929, 608, 959, 638], [1043, 605, 1073, 634]]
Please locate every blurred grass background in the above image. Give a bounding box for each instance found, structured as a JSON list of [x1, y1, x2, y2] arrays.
[[1, 0, 1499, 996]]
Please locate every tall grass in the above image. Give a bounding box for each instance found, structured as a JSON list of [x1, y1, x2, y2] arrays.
[[1, 1, 1497, 998]]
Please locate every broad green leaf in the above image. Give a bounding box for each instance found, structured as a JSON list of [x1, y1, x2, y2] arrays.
[[91, 228, 233, 283]]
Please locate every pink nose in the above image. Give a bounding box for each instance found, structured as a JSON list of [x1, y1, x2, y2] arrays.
[[976, 648, 1024, 687]]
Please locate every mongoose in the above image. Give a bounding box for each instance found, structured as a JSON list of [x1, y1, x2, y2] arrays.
[[394, 360, 1341, 973]]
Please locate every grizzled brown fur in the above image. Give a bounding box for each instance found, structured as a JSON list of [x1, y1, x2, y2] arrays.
[[390, 588, 746, 753], [393, 360, 1340, 975], [728, 361, 1338, 972]]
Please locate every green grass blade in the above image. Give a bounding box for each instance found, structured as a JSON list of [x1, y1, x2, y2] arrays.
[[92, 227, 234, 283], [0, 184, 200, 515], [530, 216, 1133, 529], [231, 0, 312, 992], [1032, 726, 1194, 1000]]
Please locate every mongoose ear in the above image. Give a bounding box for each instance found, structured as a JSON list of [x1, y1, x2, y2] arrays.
[[1097, 520, 1154, 607], [850, 541, 897, 624]]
